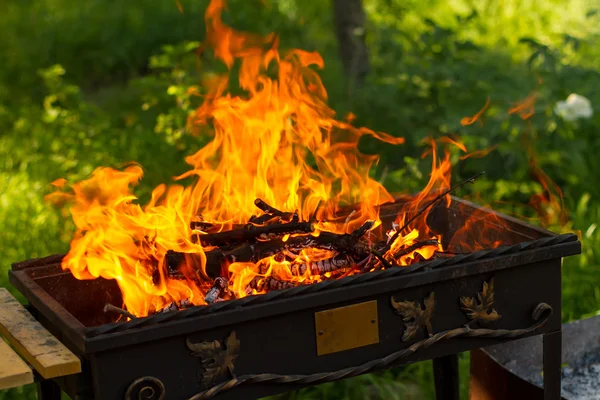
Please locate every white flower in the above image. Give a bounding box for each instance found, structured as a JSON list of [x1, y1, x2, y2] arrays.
[[554, 94, 593, 121]]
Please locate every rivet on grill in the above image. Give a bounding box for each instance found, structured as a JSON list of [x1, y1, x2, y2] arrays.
[[318, 331, 324, 335], [371, 319, 376, 324]]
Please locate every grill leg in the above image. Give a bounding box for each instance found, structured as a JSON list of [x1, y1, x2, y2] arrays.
[[37, 379, 62, 400], [433, 354, 460, 400], [543, 330, 562, 400]]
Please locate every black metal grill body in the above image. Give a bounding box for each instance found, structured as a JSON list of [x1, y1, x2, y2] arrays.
[[7, 197, 581, 400]]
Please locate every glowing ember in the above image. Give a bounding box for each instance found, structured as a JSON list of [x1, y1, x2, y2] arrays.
[[46, 0, 508, 318]]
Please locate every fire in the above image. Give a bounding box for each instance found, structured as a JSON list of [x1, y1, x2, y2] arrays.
[[509, 90, 568, 228], [461, 97, 490, 126], [509, 93, 537, 120], [46, 0, 505, 318]]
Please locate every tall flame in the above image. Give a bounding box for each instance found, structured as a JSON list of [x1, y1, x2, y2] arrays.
[[509, 90, 568, 228], [180, 0, 405, 226], [46, 0, 504, 317]]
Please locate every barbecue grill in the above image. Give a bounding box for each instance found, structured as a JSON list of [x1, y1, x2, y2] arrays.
[[8, 196, 580, 400]]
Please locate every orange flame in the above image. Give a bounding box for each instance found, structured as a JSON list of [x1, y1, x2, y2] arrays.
[[46, 0, 513, 317], [509, 93, 537, 120], [175, 0, 183, 14], [461, 97, 490, 126], [460, 146, 497, 161], [528, 160, 568, 227], [507, 87, 568, 227]]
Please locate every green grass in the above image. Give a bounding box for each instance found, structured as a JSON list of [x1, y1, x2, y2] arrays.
[[1, 0, 600, 398]]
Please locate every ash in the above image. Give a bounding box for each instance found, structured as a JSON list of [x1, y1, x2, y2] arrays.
[[532, 348, 600, 399]]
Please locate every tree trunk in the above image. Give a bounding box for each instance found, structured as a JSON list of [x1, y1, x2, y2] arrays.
[[332, 0, 369, 88]]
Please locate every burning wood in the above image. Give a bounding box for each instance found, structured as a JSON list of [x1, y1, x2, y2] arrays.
[[288, 254, 353, 276], [180, 298, 193, 308], [392, 240, 440, 260], [103, 304, 137, 320], [157, 192, 478, 310], [248, 276, 300, 292], [153, 298, 195, 314], [205, 277, 229, 304], [190, 220, 248, 234], [77, 173, 483, 319], [250, 198, 297, 224], [170, 216, 377, 277], [165, 250, 187, 280], [194, 220, 314, 247], [157, 302, 179, 314], [190, 220, 214, 232], [381, 171, 485, 255]]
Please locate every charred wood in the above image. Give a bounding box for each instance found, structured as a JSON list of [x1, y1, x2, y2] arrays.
[[393, 239, 440, 259], [249, 213, 280, 225], [371, 239, 439, 269], [190, 221, 248, 236], [190, 214, 249, 232], [189, 221, 214, 231], [351, 220, 375, 238], [247, 276, 300, 292], [153, 298, 194, 314], [289, 254, 353, 276], [165, 250, 186, 280], [224, 228, 370, 263], [253, 198, 294, 219], [163, 250, 211, 281], [179, 298, 193, 309], [175, 219, 377, 278], [381, 172, 484, 255], [195, 220, 314, 247], [249, 198, 298, 225], [370, 249, 394, 269], [204, 277, 228, 304], [103, 303, 137, 320], [156, 302, 178, 314]]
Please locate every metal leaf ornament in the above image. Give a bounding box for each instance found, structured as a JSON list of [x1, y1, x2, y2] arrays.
[[187, 331, 240, 386], [460, 279, 501, 323], [391, 292, 435, 341]]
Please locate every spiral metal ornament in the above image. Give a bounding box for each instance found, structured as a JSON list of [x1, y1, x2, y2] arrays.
[[125, 376, 166, 400]]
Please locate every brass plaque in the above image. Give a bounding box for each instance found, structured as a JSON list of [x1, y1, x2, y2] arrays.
[[314, 300, 379, 356]]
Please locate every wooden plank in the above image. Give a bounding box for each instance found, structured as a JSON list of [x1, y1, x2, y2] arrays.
[[0, 337, 33, 390], [0, 288, 81, 379]]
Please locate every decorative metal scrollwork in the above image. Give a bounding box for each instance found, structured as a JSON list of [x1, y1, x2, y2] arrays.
[[460, 278, 502, 324], [125, 376, 166, 400], [187, 331, 240, 386], [186, 303, 552, 400], [390, 292, 435, 341], [185, 275, 553, 399]]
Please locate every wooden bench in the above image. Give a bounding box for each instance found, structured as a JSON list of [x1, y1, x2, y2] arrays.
[[0, 288, 81, 394]]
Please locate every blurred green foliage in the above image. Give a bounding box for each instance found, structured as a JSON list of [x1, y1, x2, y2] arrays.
[[1, 0, 599, 398]]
